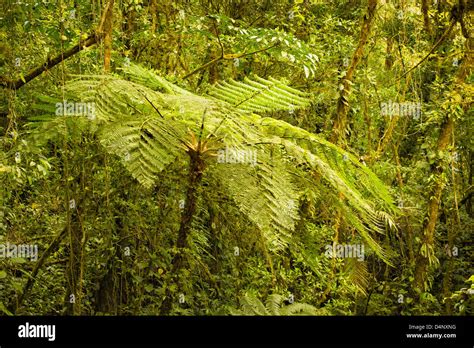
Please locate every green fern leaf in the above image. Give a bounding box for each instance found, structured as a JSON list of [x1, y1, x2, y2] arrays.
[[208, 76, 310, 113]]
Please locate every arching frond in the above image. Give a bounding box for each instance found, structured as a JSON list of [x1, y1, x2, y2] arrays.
[[345, 258, 370, 295], [100, 117, 184, 188], [265, 294, 284, 315], [208, 76, 310, 113], [211, 153, 300, 251], [121, 64, 193, 95], [239, 294, 269, 315], [259, 117, 395, 210]]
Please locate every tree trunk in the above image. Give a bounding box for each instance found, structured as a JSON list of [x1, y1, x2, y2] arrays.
[[414, 117, 453, 290], [103, 0, 114, 72], [331, 0, 377, 145], [95, 207, 131, 314], [421, 0, 431, 36], [64, 152, 89, 315], [414, 38, 472, 290]]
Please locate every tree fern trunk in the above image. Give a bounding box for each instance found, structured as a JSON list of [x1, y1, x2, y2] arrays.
[[207, 201, 221, 274], [176, 150, 204, 252], [161, 149, 205, 314]]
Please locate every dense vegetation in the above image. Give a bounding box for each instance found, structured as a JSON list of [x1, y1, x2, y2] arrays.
[[0, 0, 472, 316]]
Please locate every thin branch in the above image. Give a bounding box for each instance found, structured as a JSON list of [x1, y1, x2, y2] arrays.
[[1, 34, 97, 90], [394, 19, 456, 84], [212, 20, 224, 58], [183, 43, 278, 80], [11, 227, 68, 313], [235, 42, 279, 58], [182, 56, 222, 80], [1, 0, 114, 90]]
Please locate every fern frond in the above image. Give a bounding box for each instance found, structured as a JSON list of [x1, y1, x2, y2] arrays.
[[240, 294, 269, 315], [232, 293, 324, 316], [334, 200, 392, 264], [121, 63, 193, 95], [208, 76, 310, 113], [265, 294, 284, 315], [279, 302, 320, 316], [212, 152, 300, 251], [65, 76, 169, 123], [26, 112, 95, 147], [100, 117, 184, 188], [258, 118, 397, 264], [259, 117, 395, 211], [345, 258, 370, 295]]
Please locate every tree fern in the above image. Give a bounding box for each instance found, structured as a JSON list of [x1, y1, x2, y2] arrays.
[[26, 63, 397, 263]]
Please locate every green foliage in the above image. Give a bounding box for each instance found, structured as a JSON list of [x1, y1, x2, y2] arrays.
[[1, 0, 472, 318], [230, 293, 326, 316], [444, 276, 474, 315], [213, 15, 320, 78]]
